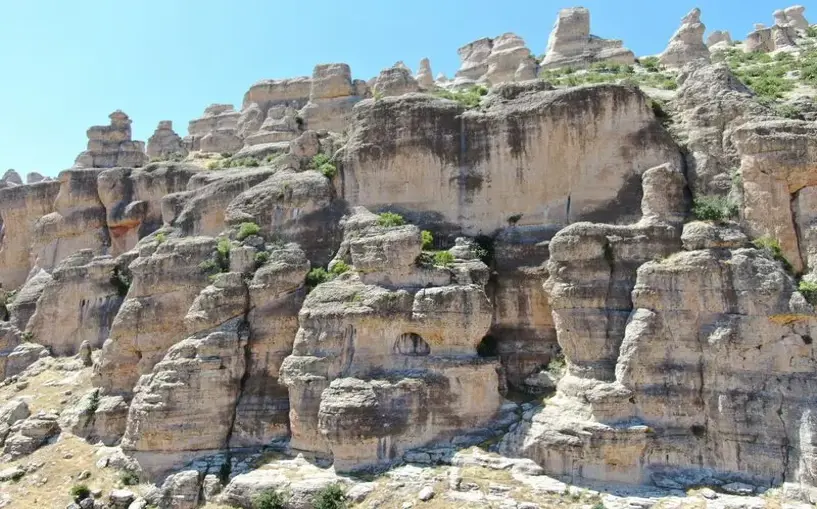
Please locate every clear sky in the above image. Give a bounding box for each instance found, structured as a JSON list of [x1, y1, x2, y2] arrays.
[[0, 0, 811, 177]]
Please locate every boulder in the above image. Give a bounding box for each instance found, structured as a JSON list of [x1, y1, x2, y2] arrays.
[[456, 33, 538, 85], [785, 5, 810, 30], [2, 412, 59, 460], [541, 8, 635, 70], [659, 8, 711, 69], [372, 64, 421, 97], [706, 30, 732, 50], [7, 268, 53, 331], [74, 110, 148, 168], [183, 104, 242, 154]]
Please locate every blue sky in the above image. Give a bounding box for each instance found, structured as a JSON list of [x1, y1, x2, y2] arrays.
[[0, 0, 810, 176]]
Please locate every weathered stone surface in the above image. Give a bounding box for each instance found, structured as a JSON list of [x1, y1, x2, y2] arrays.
[[59, 390, 129, 446], [2, 170, 22, 187], [659, 8, 711, 69], [280, 207, 501, 471], [785, 5, 810, 30], [300, 63, 361, 133], [241, 105, 301, 147], [673, 63, 769, 195], [26, 250, 124, 355], [2, 411, 59, 460], [25, 172, 45, 184], [7, 268, 53, 331], [456, 33, 538, 85], [0, 327, 47, 382], [541, 8, 635, 70], [416, 58, 434, 89], [373, 64, 421, 97], [74, 111, 148, 169], [184, 104, 242, 154], [224, 168, 342, 267], [706, 30, 732, 50], [0, 180, 61, 288], [31, 168, 108, 273], [94, 236, 216, 398], [343, 84, 680, 235], [734, 119, 817, 274], [230, 243, 309, 447], [145, 470, 200, 509], [241, 77, 311, 112], [146, 121, 188, 160], [681, 221, 748, 250], [97, 163, 199, 255]]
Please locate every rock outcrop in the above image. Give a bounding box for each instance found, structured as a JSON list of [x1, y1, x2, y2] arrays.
[[184, 105, 242, 154], [706, 30, 732, 50], [146, 121, 188, 160], [785, 4, 810, 30], [455, 33, 538, 85], [541, 8, 635, 70], [74, 111, 148, 169], [300, 63, 362, 133], [415, 58, 434, 89], [343, 83, 681, 235], [660, 8, 711, 69], [373, 64, 421, 97]]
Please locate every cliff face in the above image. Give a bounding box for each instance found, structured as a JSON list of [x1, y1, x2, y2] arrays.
[[5, 7, 817, 507]]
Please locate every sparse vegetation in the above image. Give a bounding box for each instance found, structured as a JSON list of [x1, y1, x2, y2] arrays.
[[547, 350, 566, 376], [312, 484, 347, 509], [120, 471, 139, 486], [638, 56, 661, 73], [306, 267, 331, 289], [155, 232, 167, 244], [254, 251, 270, 268], [310, 154, 337, 179], [799, 280, 817, 305], [377, 211, 405, 228], [753, 235, 793, 272], [330, 261, 351, 276], [692, 195, 738, 222], [237, 222, 261, 241], [539, 62, 677, 90], [22, 331, 34, 342], [432, 85, 489, 109], [433, 250, 455, 268], [421, 230, 434, 250], [70, 484, 91, 502], [254, 489, 287, 509]]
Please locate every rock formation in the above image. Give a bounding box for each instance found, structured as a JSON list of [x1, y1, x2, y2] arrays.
[[300, 63, 362, 132], [785, 4, 810, 30], [373, 64, 421, 97], [25, 172, 45, 184], [541, 8, 635, 70], [1, 170, 22, 187], [74, 111, 148, 169], [455, 33, 538, 85], [746, 5, 807, 53], [660, 8, 711, 69], [416, 58, 434, 89], [184, 104, 242, 154], [146, 121, 188, 160], [706, 30, 732, 50]]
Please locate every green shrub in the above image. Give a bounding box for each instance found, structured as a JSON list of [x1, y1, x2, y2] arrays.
[[155, 232, 167, 244], [434, 251, 455, 268], [254, 251, 270, 268], [639, 56, 661, 73], [692, 196, 738, 222], [206, 160, 222, 170], [70, 484, 91, 502], [800, 280, 817, 305], [221, 152, 233, 159], [199, 259, 220, 275], [253, 489, 286, 509], [591, 503, 606, 509], [88, 389, 100, 414], [807, 26, 817, 38], [120, 471, 139, 486], [312, 484, 347, 509], [432, 85, 488, 109], [507, 213, 523, 225], [377, 212, 405, 228], [421, 230, 434, 250], [22, 331, 33, 342], [753, 235, 793, 272], [547, 352, 566, 375], [774, 103, 804, 119], [330, 261, 351, 276], [237, 222, 261, 241], [306, 267, 331, 289]]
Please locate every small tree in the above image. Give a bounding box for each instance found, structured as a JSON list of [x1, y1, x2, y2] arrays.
[[253, 489, 286, 509], [237, 222, 261, 241], [313, 484, 347, 509], [377, 212, 405, 227], [421, 230, 434, 250], [70, 484, 91, 502]]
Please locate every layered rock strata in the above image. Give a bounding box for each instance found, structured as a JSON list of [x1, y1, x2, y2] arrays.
[[74, 111, 148, 169], [541, 8, 635, 70], [455, 33, 538, 85], [146, 121, 188, 160]]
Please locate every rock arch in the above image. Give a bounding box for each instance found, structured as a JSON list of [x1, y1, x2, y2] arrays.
[[393, 332, 430, 356]]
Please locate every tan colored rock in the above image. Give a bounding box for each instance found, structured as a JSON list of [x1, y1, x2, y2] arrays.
[[184, 104, 242, 154], [7, 269, 53, 331], [706, 30, 732, 50], [2, 411, 59, 460], [97, 164, 199, 255], [735, 119, 817, 274], [30, 169, 108, 273], [146, 121, 188, 160], [241, 77, 312, 112], [343, 84, 681, 235], [785, 5, 810, 30], [372, 64, 421, 97], [280, 207, 501, 471], [541, 8, 635, 70], [300, 63, 361, 133], [74, 111, 148, 168], [0, 181, 60, 288], [94, 236, 216, 398], [416, 58, 434, 89], [455, 33, 538, 85], [746, 26, 775, 53], [659, 8, 711, 69], [26, 251, 124, 356]]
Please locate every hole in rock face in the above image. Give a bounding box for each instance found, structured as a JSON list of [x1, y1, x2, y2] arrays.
[[804, 335, 813, 345], [394, 333, 430, 356], [476, 335, 499, 358], [691, 425, 706, 438]]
